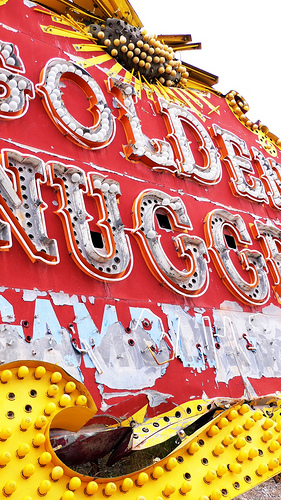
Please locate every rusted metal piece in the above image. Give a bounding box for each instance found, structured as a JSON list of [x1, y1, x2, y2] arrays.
[[50, 422, 132, 466]]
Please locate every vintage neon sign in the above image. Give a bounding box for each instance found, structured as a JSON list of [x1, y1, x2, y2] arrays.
[[0, 41, 34, 118], [212, 125, 268, 203], [1, 42, 281, 306], [37, 58, 115, 149], [47, 162, 133, 281], [132, 189, 209, 296], [204, 209, 269, 305], [108, 78, 177, 173], [0, 149, 58, 263], [1, 44, 279, 204], [0, 146, 276, 306]]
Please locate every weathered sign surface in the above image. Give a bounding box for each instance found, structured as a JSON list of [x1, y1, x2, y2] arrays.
[[1, 0, 281, 417], [2, 2, 281, 498]]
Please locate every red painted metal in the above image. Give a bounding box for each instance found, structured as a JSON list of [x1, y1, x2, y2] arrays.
[[0, 1, 280, 421]]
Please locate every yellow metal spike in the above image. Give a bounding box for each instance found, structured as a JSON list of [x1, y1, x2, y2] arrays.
[[180, 78, 218, 93], [34, 0, 143, 27], [189, 88, 221, 116], [133, 76, 142, 98], [64, 13, 91, 36], [155, 80, 170, 102], [137, 72, 144, 91], [50, 14, 78, 26], [186, 88, 208, 107], [127, 69, 135, 84], [34, 7, 56, 16], [123, 70, 133, 83], [106, 61, 124, 77], [149, 83, 163, 100], [73, 43, 101, 52], [141, 77, 156, 101], [79, 53, 112, 69], [171, 88, 206, 120], [40, 25, 90, 39]]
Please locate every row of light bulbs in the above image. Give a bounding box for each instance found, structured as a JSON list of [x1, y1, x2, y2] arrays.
[[92, 24, 189, 87]]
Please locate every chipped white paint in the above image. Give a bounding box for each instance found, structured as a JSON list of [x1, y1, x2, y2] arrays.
[[49, 291, 79, 306], [101, 389, 173, 408], [0, 295, 15, 322], [0, 297, 81, 378], [22, 289, 47, 301]]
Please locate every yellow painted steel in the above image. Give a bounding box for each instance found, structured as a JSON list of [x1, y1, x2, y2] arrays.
[[78, 53, 112, 69], [73, 43, 103, 51], [123, 399, 211, 450], [156, 34, 201, 53], [40, 25, 90, 39], [35, 0, 142, 27], [0, 360, 281, 500]]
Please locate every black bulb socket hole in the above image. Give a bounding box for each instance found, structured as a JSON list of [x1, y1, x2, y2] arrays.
[[142, 319, 152, 330]]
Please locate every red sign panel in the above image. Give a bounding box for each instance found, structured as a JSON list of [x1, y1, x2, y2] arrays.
[[1, 1, 281, 419]]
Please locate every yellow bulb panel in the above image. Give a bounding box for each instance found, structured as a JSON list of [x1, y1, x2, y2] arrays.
[[1, 361, 281, 500]]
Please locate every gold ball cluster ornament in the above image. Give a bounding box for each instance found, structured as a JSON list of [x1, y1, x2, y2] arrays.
[[89, 18, 189, 87]]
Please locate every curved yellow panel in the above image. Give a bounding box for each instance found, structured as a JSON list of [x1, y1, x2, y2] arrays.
[[1, 360, 281, 500]]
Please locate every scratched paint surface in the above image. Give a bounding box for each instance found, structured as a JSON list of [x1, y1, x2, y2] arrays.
[[0, 0, 281, 420]]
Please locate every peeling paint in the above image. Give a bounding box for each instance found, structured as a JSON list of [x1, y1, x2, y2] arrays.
[[102, 388, 173, 408], [220, 301, 243, 312], [22, 289, 47, 301], [0, 295, 15, 323], [49, 291, 79, 306], [0, 322, 80, 379], [23, 0, 36, 6], [162, 304, 215, 372], [75, 303, 170, 389], [0, 23, 18, 33], [33, 299, 65, 344], [213, 306, 281, 386]]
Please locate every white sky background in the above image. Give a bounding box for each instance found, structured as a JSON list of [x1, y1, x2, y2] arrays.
[[131, 0, 281, 138]]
